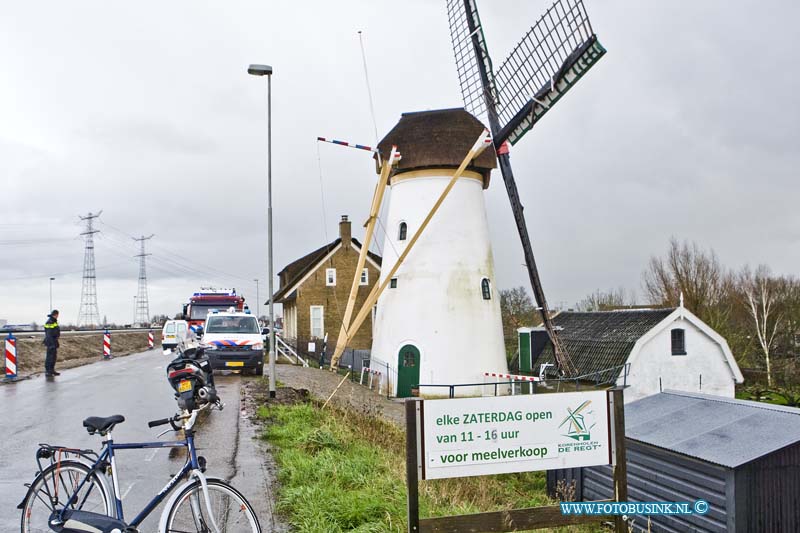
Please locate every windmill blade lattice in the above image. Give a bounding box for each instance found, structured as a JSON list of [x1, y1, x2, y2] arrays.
[[446, 0, 498, 119], [494, 0, 605, 145]]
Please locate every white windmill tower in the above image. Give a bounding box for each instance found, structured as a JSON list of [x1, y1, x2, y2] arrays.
[[368, 108, 508, 397]]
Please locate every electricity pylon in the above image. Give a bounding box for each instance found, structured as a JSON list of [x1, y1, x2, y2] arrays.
[[78, 211, 102, 327], [133, 234, 154, 326]]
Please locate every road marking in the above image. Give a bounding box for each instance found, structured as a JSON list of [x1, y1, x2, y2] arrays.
[[121, 482, 135, 500], [153, 365, 162, 370], [145, 449, 160, 462]]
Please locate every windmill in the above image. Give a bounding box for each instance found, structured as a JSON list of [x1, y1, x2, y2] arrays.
[[446, 0, 606, 376]]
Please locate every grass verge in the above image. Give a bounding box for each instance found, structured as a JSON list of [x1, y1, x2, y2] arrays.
[[258, 399, 603, 533]]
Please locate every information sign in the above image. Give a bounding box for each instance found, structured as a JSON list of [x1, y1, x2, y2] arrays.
[[420, 390, 612, 480]]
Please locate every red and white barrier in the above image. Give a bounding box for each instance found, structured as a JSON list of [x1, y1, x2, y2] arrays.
[[103, 331, 111, 360], [148, 330, 154, 350], [359, 367, 384, 393], [483, 371, 540, 395], [483, 371, 541, 382], [5, 333, 17, 379]]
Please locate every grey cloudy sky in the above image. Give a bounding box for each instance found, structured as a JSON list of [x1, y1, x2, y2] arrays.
[[1, 1, 798, 325]]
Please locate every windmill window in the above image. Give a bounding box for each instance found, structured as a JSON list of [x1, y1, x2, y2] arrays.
[[398, 222, 408, 241], [325, 268, 336, 286], [671, 328, 686, 355], [481, 278, 491, 300], [390, 278, 398, 289], [403, 351, 416, 367], [360, 268, 369, 285]]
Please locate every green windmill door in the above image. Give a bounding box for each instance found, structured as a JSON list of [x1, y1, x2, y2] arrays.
[[397, 344, 420, 398]]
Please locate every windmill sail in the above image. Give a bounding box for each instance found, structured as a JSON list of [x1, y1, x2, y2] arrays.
[[446, 0, 606, 378], [446, 0, 498, 119], [494, 0, 606, 145]]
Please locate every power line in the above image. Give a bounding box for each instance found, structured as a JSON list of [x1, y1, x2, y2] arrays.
[[0, 260, 131, 282], [0, 237, 76, 246], [97, 220, 253, 282]]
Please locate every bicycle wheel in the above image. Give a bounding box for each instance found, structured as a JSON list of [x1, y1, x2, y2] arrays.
[[164, 479, 260, 533], [20, 460, 112, 533]]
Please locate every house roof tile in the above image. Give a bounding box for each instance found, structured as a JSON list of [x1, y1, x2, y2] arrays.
[[272, 238, 381, 304], [536, 309, 674, 378]]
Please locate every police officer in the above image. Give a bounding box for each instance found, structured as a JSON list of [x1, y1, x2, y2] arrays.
[[43, 310, 61, 377]]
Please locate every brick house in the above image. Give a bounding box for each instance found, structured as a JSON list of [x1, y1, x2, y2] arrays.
[[273, 215, 382, 355]]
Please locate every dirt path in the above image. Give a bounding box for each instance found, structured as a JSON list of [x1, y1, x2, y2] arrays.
[[275, 364, 406, 427]]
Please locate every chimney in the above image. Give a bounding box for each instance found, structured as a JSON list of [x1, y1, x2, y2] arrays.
[[339, 215, 351, 247]]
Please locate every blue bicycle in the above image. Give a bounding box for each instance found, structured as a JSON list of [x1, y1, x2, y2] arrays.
[[19, 355, 261, 532]]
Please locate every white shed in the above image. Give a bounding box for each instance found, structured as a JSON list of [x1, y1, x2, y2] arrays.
[[529, 306, 744, 402]]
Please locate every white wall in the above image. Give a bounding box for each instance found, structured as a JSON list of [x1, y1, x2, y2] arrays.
[[371, 170, 509, 397], [621, 316, 737, 402]]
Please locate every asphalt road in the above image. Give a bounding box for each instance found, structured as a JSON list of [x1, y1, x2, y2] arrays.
[[0, 349, 284, 532]]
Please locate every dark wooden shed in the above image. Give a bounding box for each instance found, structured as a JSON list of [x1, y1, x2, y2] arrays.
[[548, 391, 800, 532]]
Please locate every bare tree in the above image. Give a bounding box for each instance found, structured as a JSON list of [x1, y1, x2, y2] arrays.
[[777, 277, 800, 358], [575, 287, 632, 311], [642, 238, 732, 330], [500, 287, 535, 352], [739, 265, 782, 387]]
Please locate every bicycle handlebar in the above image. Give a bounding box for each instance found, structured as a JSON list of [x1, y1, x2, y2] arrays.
[[147, 402, 220, 431], [147, 416, 175, 428]]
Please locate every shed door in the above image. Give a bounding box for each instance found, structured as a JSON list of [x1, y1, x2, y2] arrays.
[[397, 344, 420, 398]]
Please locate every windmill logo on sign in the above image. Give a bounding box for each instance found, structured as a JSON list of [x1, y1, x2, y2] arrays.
[[559, 399, 596, 441], [447, 0, 606, 377]]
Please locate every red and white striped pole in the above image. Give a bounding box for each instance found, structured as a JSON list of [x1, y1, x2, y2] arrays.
[[148, 329, 154, 350], [103, 330, 112, 360], [5, 333, 17, 380], [317, 137, 402, 165]]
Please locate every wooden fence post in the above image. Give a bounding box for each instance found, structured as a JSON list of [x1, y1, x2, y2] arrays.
[[611, 388, 628, 533], [406, 400, 420, 533]]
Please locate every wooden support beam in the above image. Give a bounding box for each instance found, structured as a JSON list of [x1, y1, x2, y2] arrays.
[[329, 146, 397, 369], [331, 130, 493, 369]]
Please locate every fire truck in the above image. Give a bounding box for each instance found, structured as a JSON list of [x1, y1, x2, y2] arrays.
[[182, 288, 246, 329]]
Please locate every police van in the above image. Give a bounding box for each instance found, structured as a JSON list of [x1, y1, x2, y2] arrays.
[[200, 308, 264, 375]]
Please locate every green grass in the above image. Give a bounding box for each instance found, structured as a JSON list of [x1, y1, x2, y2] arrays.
[[736, 386, 800, 406], [258, 401, 602, 532]]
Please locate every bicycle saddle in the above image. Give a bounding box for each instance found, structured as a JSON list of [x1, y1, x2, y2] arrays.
[[83, 415, 125, 435]]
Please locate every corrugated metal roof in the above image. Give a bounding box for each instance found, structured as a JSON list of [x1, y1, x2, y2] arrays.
[[536, 309, 674, 377], [626, 391, 800, 468]]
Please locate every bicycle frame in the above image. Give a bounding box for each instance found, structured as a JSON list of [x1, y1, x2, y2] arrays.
[[53, 427, 203, 528]]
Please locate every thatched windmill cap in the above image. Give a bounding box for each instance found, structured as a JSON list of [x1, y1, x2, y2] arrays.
[[376, 108, 497, 188]]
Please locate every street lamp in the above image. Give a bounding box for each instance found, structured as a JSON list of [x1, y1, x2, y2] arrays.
[[248, 63, 276, 399], [49, 277, 55, 311], [254, 279, 260, 320]]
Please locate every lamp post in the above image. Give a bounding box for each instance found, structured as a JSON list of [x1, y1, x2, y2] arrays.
[[133, 296, 137, 326], [49, 277, 55, 311], [254, 278, 260, 320], [248, 63, 276, 399]]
